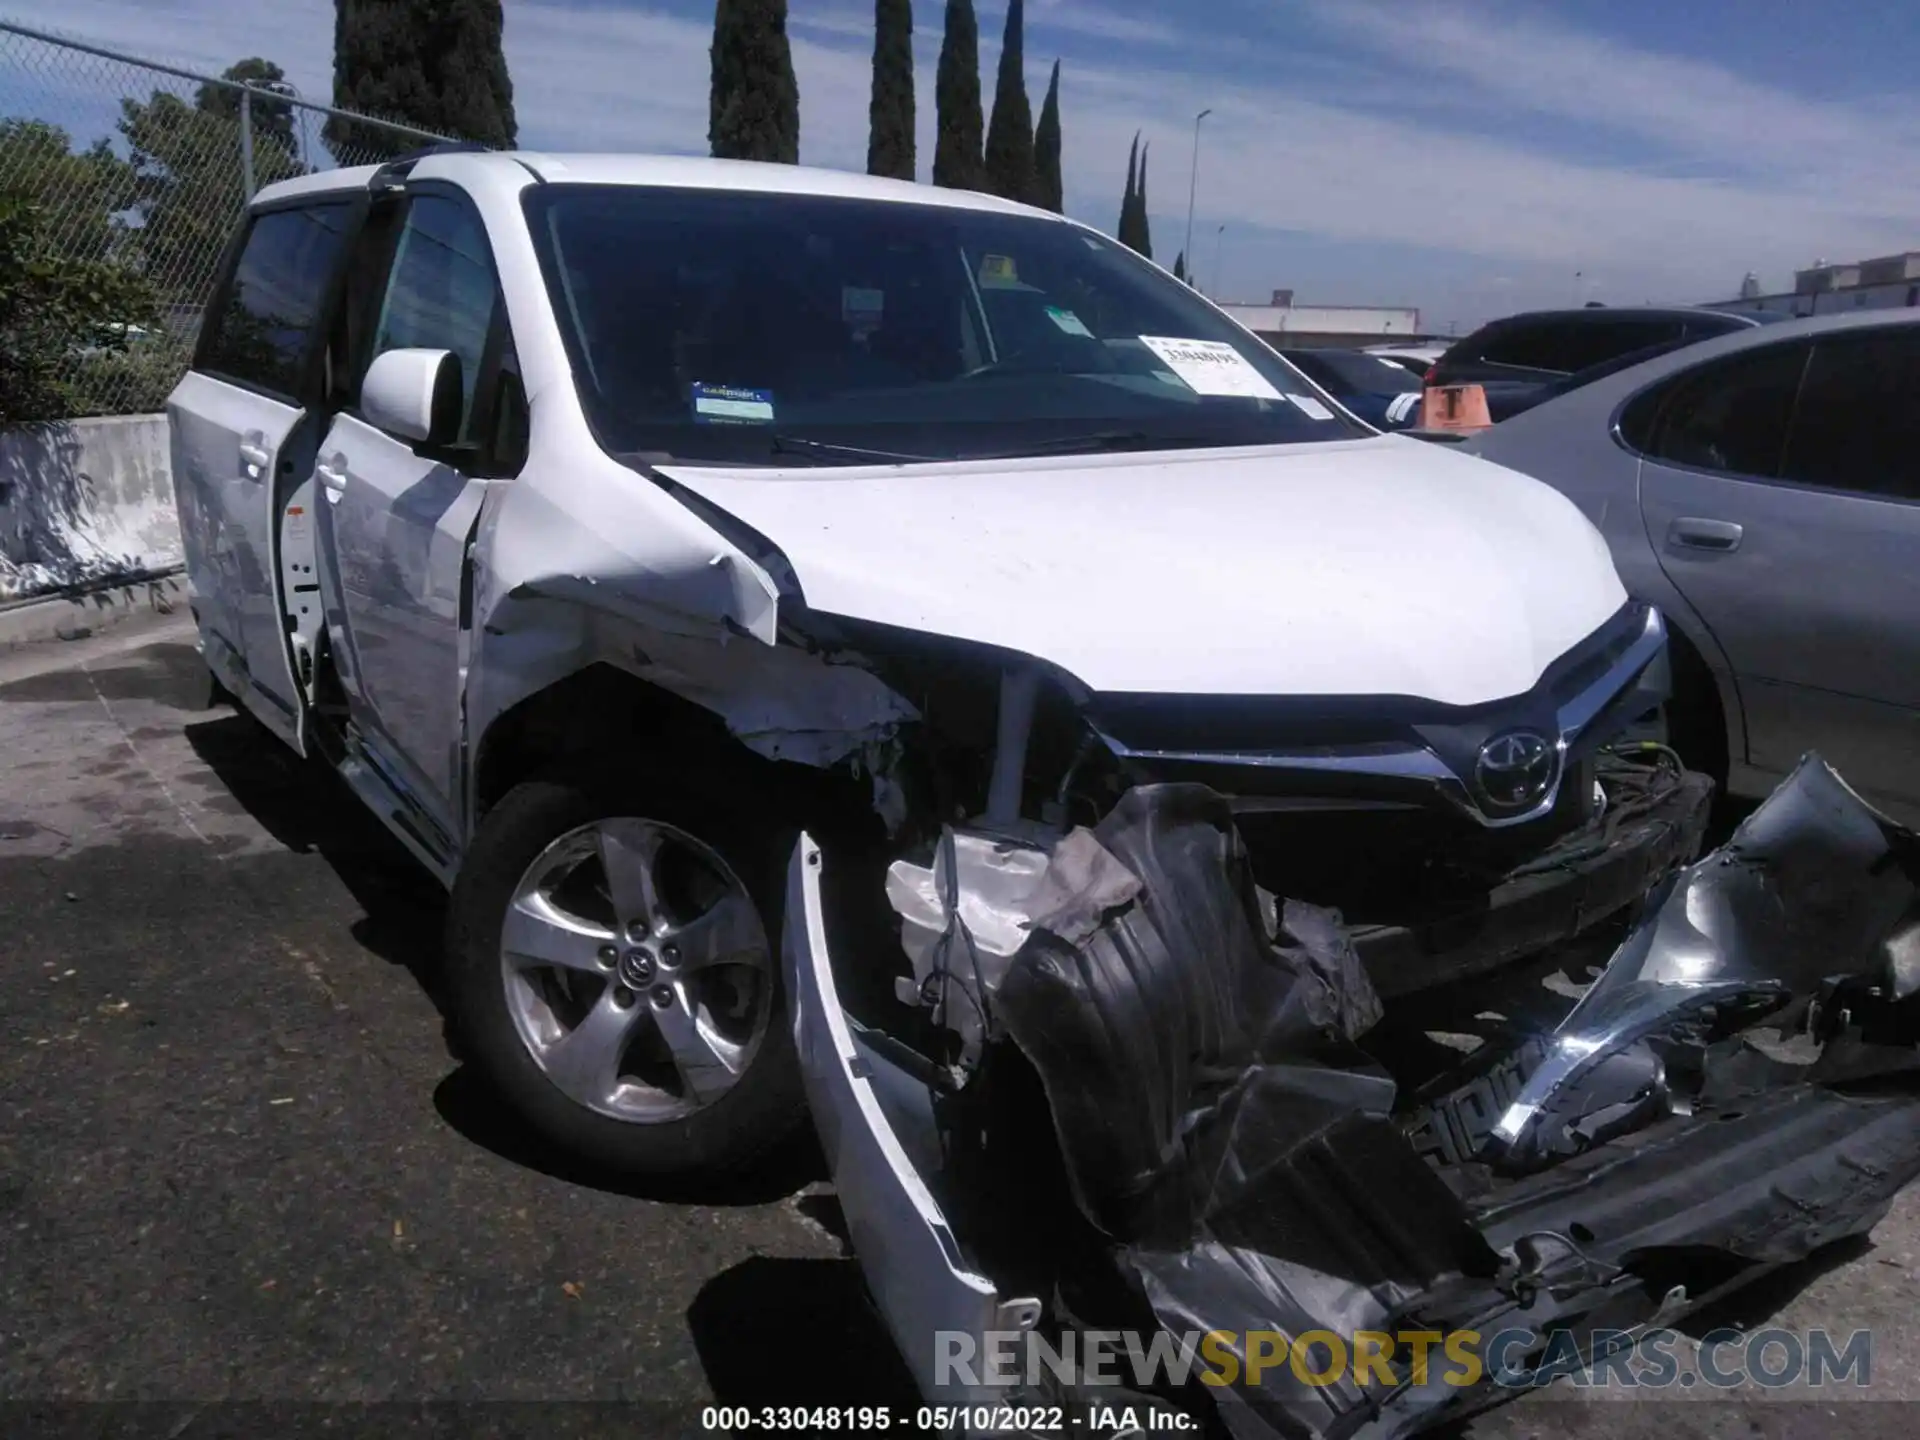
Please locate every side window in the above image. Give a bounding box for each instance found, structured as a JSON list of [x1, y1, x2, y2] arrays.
[[1780, 330, 1920, 500], [369, 193, 501, 441], [1629, 341, 1811, 477], [200, 203, 354, 398], [1477, 323, 1572, 374]]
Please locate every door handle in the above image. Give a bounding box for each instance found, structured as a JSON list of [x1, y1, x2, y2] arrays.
[[238, 431, 271, 473], [315, 456, 348, 505], [1667, 517, 1744, 553]]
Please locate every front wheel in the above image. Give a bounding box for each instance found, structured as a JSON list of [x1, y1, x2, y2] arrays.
[[445, 770, 806, 1179]]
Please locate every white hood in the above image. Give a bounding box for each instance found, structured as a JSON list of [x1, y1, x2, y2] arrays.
[[658, 437, 1627, 707]]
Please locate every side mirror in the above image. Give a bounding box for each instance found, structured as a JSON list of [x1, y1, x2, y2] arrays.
[[361, 347, 462, 446]]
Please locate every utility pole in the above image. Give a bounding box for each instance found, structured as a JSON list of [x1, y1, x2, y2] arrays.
[[1183, 108, 1212, 287]]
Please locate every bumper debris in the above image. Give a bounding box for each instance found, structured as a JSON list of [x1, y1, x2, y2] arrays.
[[790, 756, 1920, 1438]]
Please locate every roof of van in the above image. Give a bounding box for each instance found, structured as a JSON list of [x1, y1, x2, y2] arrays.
[[253, 150, 1046, 219]]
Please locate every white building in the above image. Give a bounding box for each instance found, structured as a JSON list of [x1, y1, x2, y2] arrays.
[[1708, 251, 1920, 318], [1216, 290, 1431, 348]]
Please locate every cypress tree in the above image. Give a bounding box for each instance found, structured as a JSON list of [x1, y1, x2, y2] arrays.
[[982, 0, 1034, 203], [325, 0, 515, 162], [1172, 252, 1186, 283], [933, 0, 982, 189], [1117, 132, 1137, 242], [867, 0, 915, 180], [1133, 141, 1153, 259], [1031, 58, 1062, 213], [710, 0, 800, 164]]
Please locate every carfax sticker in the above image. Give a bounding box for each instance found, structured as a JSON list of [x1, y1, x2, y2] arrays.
[[692, 382, 775, 424], [1137, 336, 1283, 400]]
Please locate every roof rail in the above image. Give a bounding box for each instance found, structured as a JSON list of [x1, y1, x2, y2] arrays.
[[368, 141, 494, 191]]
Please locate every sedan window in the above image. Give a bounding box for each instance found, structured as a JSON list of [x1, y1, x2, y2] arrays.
[[1634, 341, 1811, 479], [1780, 329, 1920, 501]]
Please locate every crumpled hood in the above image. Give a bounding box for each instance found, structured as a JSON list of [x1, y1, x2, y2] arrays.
[[658, 437, 1626, 706]]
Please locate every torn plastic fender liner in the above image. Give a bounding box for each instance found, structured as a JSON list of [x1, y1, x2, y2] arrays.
[[1491, 753, 1920, 1168], [992, 785, 1405, 1242]]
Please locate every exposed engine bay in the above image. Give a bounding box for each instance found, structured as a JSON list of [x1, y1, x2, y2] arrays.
[[788, 754, 1920, 1437]]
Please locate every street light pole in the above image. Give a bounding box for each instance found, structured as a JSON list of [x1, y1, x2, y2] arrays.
[[1212, 223, 1227, 298], [1183, 108, 1212, 284]]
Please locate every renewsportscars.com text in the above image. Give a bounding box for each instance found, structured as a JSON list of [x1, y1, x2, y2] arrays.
[[935, 1326, 1873, 1392]]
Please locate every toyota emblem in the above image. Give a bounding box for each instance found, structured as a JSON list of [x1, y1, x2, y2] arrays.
[[1474, 729, 1559, 812]]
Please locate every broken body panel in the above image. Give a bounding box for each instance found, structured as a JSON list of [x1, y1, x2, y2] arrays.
[[789, 760, 1920, 1438]]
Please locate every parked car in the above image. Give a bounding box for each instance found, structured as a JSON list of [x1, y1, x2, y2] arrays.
[[1431, 306, 1779, 422], [1276, 346, 1425, 428], [1468, 309, 1920, 824], [168, 149, 1920, 1438], [1363, 341, 1448, 369]]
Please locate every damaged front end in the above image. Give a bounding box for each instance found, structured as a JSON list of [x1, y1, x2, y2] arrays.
[[787, 756, 1920, 1437]]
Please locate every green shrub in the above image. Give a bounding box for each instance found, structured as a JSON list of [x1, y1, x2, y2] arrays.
[[0, 192, 163, 425]]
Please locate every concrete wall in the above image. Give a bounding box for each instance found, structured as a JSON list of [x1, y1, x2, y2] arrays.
[[0, 414, 180, 601]]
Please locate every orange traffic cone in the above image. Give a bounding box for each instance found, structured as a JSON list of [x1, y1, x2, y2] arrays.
[[1418, 383, 1493, 432]]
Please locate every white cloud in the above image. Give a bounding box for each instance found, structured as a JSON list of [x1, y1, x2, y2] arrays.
[[3, 0, 1915, 324]]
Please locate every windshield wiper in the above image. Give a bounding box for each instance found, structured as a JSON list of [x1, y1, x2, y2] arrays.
[[962, 431, 1218, 460], [769, 433, 940, 465]]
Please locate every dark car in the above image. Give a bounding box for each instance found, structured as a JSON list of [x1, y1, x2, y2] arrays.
[[1430, 306, 1779, 422], [1278, 346, 1426, 429]]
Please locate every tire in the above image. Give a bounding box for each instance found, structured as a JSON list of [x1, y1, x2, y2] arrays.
[[1658, 630, 1729, 793], [445, 766, 807, 1179]]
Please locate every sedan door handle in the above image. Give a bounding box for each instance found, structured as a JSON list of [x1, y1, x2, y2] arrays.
[[237, 432, 272, 473], [315, 456, 348, 504], [1667, 517, 1744, 553]]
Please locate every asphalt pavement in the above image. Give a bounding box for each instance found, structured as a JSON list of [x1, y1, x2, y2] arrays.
[[3, 618, 1918, 1439]]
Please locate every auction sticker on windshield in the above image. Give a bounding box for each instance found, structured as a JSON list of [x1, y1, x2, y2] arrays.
[[692, 382, 775, 424], [1138, 337, 1283, 400]]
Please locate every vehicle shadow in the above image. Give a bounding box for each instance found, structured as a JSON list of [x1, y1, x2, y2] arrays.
[[183, 705, 826, 1207], [687, 1251, 920, 1411], [182, 708, 449, 1004], [431, 1063, 824, 1205]]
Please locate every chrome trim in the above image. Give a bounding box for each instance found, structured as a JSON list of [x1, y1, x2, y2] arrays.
[[1092, 738, 1457, 782], [1092, 608, 1668, 829], [1556, 607, 1666, 743]]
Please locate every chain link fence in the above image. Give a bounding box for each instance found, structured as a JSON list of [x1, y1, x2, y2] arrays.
[[1, 19, 475, 425]]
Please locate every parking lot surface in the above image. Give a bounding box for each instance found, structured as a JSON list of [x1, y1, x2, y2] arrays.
[[3, 619, 1918, 1438]]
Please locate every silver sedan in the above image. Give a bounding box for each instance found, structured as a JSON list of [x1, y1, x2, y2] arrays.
[[1467, 308, 1920, 824]]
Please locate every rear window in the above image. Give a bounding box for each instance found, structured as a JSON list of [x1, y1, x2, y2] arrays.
[[1482, 317, 1695, 376], [199, 202, 354, 398], [1475, 322, 1575, 373]]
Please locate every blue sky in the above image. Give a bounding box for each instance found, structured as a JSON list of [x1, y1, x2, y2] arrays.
[[4, 0, 1918, 330]]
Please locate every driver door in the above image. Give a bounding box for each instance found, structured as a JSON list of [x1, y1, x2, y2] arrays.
[[312, 183, 525, 835]]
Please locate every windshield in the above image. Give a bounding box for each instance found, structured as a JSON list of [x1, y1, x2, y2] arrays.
[[525, 185, 1363, 464]]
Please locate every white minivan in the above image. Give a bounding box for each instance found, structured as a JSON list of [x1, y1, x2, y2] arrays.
[[169, 147, 1696, 1186]]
